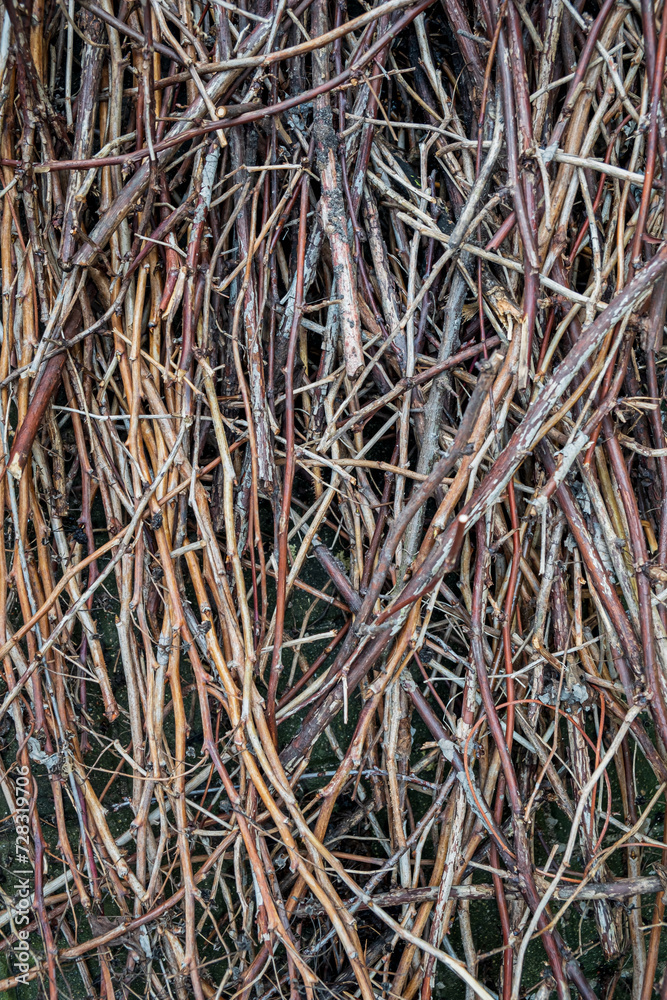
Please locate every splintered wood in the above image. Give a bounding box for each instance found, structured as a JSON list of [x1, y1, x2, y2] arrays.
[[3, 0, 667, 997]]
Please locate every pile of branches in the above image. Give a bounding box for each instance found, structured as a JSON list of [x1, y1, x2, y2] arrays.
[[4, 0, 667, 996]]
